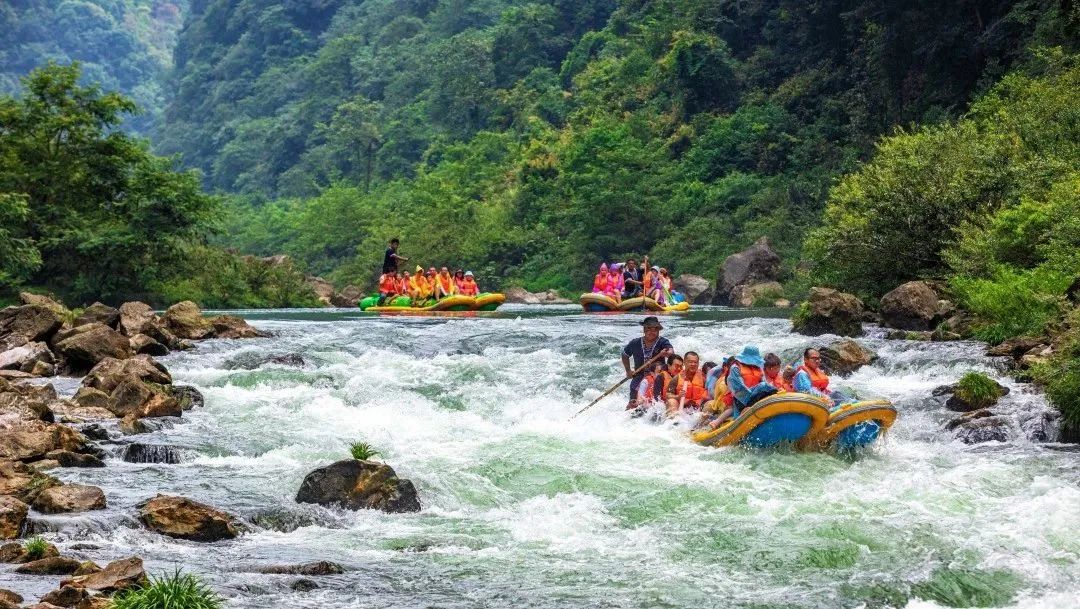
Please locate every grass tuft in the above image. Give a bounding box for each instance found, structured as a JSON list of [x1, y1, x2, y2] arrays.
[[23, 536, 48, 560], [112, 570, 221, 609], [954, 372, 1003, 409], [349, 441, 380, 461]]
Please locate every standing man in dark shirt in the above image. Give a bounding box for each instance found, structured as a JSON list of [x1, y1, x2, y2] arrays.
[[622, 258, 643, 299], [621, 316, 674, 409], [382, 238, 408, 274]]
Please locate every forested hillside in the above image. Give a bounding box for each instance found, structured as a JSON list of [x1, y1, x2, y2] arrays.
[[158, 0, 1075, 291], [0, 0, 188, 133]]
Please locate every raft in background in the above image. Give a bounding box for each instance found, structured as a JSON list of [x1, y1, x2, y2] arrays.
[[804, 400, 897, 451], [358, 293, 506, 313], [579, 293, 690, 313], [690, 393, 831, 448]]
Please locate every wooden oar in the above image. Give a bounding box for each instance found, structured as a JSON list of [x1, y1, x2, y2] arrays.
[[571, 351, 668, 419]]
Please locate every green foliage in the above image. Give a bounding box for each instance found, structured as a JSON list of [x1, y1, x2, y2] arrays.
[[0, 193, 40, 290], [1033, 313, 1080, 436], [23, 536, 48, 560], [954, 373, 1005, 410], [790, 301, 811, 328], [349, 442, 380, 461], [950, 268, 1068, 344], [112, 570, 222, 609]]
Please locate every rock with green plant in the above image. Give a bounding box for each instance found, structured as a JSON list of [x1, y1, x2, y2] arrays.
[[296, 454, 421, 513], [0, 461, 60, 504], [108, 569, 219, 609], [934, 373, 1010, 412], [792, 288, 865, 337]]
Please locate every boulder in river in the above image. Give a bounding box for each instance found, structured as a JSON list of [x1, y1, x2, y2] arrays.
[[14, 556, 82, 575], [0, 341, 54, 374], [108, 378, 181, 419], [0, 461, 60, 504], [306, 276, 335, 307], [40, 584, 88, 607], [330, 285, 363, 307], [172, 385, 204, 410], [936, 374, 1010, 412], [83, 356, 172, 393], [210, 315, 265, 339], [0, 496, 28, 539], [954, 415, 1011, 444], [117, 302, 157, 337], [61, 556, 147, 593], [129, 334, 168, 356], [0, 305, 63, 352], [43, 450, 104, 468], [54, 324, 132, 373], [296, 459, 421, 513], [729, 281, 784, 308], [0, 379, 58, 422], [256, 561, 344, 575], [0, 421, 91, 463], [818, 339, 878, 376], [137, 495, 239, 542], [879, 281, 942, 331], [0, 589, 22, 605], [72, 303, 120, 329], [792, 288, 864, 337], [162, 301, 214, 339], [672, 275, 713, 304], [31, 484, 107, 514], [713, 237, 782, 305], [122, 443, 184, 464]]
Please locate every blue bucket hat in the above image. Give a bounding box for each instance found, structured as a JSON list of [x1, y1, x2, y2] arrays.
[[735, 345, 764, 368]]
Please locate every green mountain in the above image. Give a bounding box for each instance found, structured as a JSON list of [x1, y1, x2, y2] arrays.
[[0, 0, 188, 134]]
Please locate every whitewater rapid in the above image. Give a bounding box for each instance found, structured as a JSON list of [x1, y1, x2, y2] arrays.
[[4, 306, 1078, 608]]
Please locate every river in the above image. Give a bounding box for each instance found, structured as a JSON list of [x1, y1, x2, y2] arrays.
[[6, 306, 1079, 608]]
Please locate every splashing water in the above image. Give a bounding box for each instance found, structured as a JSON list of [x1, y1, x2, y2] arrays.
[[5, 306, 1078, 608]]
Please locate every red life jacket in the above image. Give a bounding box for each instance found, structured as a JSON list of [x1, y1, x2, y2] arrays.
[[460, 278, 479, 296], [378, 274, 397, 294], [675, 371, 708, 403], [798, 365, 830, 391]]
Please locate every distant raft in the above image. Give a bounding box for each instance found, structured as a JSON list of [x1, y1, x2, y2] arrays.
[[358, 293, 505, 313], [690, 393, 831, 449], [579, 293, 690, 313], [804, 400, 897, 451]]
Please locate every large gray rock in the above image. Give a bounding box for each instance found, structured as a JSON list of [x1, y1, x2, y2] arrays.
[[306, 277, 335, 307], [138, 495, 238, 542], [0, 342, 53, 373], [879, 281, 941, 331], [0, 305, 63, 352], [713, 237, 782, 305], [954, 415, 1011, 444], [73, 303, 120, 329], [504, 287, 542, 305], [54, 324, 131, 373], [792, 288, 865, 337], [82, 356, 172, 393], [162, 301, 214, 340], [819, 339, 878, 376], [672, 275, 713, 304], [117, 302, 157, 337], [0, 379, 58, 422], [330, 286, 363, 307], [129, 334, 168, 356], [296, 459, 420, 513]]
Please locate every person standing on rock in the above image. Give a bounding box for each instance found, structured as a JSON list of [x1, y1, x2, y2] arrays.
[[621, 316, 674, 410], [382, 238, 409, 274]]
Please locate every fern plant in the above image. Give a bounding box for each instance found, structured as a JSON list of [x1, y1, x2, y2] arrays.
[[112, 570, 222, 609], [349, 442, 380, 461]]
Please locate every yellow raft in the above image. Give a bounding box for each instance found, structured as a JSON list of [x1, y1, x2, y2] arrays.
[[691, 393, 831, 448], [362, 293, 505, 313], [804, 400, 897, 451], [579, 293, 690, 313]]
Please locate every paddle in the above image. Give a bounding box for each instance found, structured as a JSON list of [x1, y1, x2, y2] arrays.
[[571, 350, 668, 419]]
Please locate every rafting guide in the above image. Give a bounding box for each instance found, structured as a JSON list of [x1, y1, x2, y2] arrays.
[[621, 316, 674, 409]]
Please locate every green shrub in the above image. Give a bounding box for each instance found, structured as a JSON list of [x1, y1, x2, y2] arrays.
[[349, 442, 380, 461], [790, 301, 811, 327], [751, 286, 785, 308], [23, 536, 48, 560], [950, 267, 1068, 344], [954, 372, 1004, 409], [112, 570, 221, 609]]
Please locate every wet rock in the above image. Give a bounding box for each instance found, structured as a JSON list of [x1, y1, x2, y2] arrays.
[[54, 324, 132, 373], [18, 293, 68, 318], [0, 305, 64, 352], [269, 354, 307, 368], [129, 334, 168, 356], [256, 561, 344, 575], [955, 416, 1011, 444], [118, 414, 148, 435], [0, 379, 58, 422], [1018, 344, 1053, 370], [930, 328, 963, 342], [122, 443, 183, 464], [935, 379, 1010, 412], [162, 301, 214, 340], [40, 585, 88, 607], [986, 337, 1044, 358], [83, 356, 171, 393], [330, 285, 363, 307], [138, 495, 239, 542], [306, 277, 335, 307], [117, 302, 157, 337], [944, 408, 994, 431], [0, 461, 60, 504], [713, 237, 782, 305], [672, 275, 713, 304], [15, 556, 82, 575], [71, 387, 112, 413], [880, 281, 941, 331], [43, 450, 104, 468], [729, 281, 784, 308], [73, 561, 101, 576], [0, 341, 54, 373], [210, 315, 266, 339], [0, 589, 22, 605], [62, 556, 147, 593], [0, 421, 90, 463], [792, 288, 864, 337], [0, 496, 28, 539], [818, 339, 878, 376], [886, 329, 931, 341], [31, 484, 106, 514], [73, 303, 120, 329], [296, 459, 421, 513], [108, 378, 180, 419], [290, 579, 319, 592], [76, 424, 109, 442], [172, 385, 204, 410]]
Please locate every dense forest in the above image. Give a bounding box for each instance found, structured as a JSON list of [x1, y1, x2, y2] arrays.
[[157, 0, 1075, 292], [0, 0, 188, 133]]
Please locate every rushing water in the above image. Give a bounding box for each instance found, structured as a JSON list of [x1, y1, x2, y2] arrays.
[[4, 306, 1079, 608]]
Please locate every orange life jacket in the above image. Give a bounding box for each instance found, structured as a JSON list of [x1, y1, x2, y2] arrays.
[[460, 278, 479, 296], [798, 365, 830, 392], [674, 371, 708, 403], [398, 277, 410, 293], [593, 273, 608, 292], [766, 371, 792, 392], [436, 273, 455, 295], [378, 274, 397, 294]]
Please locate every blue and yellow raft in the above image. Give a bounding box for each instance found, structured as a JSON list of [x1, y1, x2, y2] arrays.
[[690, 393, 831, 448], [805, 400, 898, 451], [579, 293, 690, 313]]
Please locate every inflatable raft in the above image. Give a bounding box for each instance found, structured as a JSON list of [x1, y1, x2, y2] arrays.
[[358, 293, 506, 313], [805, 400, 897, 451], [579, 293, 690, 313], [690, 393, 831, 449]]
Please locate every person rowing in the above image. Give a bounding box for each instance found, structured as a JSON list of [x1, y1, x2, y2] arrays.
[[621, 316, 674, 410]]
